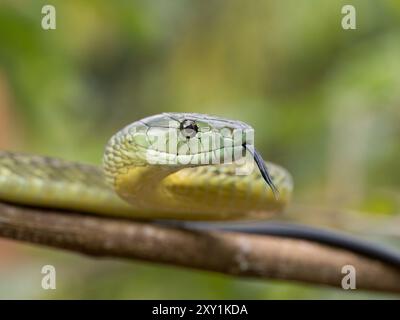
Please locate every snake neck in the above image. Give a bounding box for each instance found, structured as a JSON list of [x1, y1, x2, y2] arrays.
[[113, 165, 182, 211]]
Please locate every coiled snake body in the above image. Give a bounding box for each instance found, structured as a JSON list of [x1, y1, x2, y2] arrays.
[[0, 113, 292, 221], [1, 113, 399, 267]]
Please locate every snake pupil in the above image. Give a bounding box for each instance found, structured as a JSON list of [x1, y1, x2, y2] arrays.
[[180, 120, 199, 139]]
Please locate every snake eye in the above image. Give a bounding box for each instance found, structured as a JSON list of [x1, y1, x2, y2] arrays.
[[180, 120, 198, 139]]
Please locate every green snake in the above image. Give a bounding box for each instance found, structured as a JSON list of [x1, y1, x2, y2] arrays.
[[1, 112, 399, 267], [0, 113, 292, 221]]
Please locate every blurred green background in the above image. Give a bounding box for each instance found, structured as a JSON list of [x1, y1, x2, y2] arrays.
[[0, 0, 399, 299]]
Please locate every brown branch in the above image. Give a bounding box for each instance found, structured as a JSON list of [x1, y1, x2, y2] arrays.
[[0, 201, 399, 293]]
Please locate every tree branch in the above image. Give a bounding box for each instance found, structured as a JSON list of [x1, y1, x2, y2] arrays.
[[0, 201, 399, 293]]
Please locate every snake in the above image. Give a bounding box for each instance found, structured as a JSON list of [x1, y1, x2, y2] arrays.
[[0, 112, 399, 267], [0, 113, 292, 221]]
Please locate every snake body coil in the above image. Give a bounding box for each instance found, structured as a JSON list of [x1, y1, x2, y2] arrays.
[[1, 112, 400, 267], [0, 113, 293, 220]]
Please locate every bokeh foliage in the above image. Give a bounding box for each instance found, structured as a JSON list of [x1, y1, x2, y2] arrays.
[[0, 0, 399, 299]]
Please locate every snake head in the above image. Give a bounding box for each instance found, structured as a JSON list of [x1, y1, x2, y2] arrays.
[[105, 113, 252, 167], [103, 113, 279, 197]]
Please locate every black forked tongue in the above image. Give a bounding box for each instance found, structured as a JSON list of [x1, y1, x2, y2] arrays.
[[244, 144, 279, 199]]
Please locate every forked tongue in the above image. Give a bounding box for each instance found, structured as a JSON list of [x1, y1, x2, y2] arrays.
[[244, 145, 279, 199]]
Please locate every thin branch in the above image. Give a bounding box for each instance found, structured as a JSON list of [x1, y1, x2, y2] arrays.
[[0, 201, 399, 293]]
